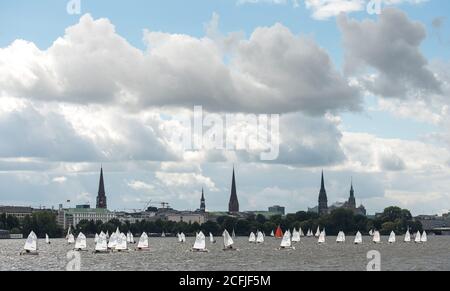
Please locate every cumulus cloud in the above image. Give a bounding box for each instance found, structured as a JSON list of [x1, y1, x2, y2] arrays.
[[0, 14, 360, 115], [338, 8, 441, 98]]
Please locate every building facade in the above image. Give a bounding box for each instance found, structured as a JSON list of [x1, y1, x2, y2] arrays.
[[0, 206, 33, 220]]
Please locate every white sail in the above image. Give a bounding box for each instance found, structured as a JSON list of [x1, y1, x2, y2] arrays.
[[66, 226, 71, 239], [67, 233, 75, 244], [249, 232, 256, 243], [270, 230, 275, 237], [115, 233, 128, 250], [336, 231, 345, 243], [75, 232, 87, 250], [318, 230, 326, 244], [373, 231, 381, 243], [210, 233, 215, 243], [232, 230, 236, 239], [45, 234, 50, 244], [161, 231, 166, 237], [307, 229, 313, 237], [421, 231, 427, 243], [95, 232, 108, 252], [369, 229, 373, 236], [280, 230, 292, 248], [24, 231, 38, 252], [315, 226, 321, 238], [292, 229, 301, 242], [299, 228, 305, 237], [223, 230, 234, 248], [256, 231, 264, 243], [354, 231, 363, 244], [193, 231, 206, 250], [388, 231, 396, 243], [94, 233, 99, 243], [108, 232, 118, 249], [130, 233, 135, 244], [404, 229, 411, 242], [106, 231, 110, 239], [415, 231, 421, 243], [126, 232, 131, 243], [137, 232, 149, 249]]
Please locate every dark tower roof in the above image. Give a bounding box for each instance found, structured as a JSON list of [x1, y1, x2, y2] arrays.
[[348, 178, 356, 209], [318, 171, 328, 216], [96, 166, 107, 209], [228, 167, 239, 213], [200, 188, 206, 212]]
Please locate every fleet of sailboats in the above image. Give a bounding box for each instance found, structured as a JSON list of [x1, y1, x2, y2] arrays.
[[18, 226, 431, 257]]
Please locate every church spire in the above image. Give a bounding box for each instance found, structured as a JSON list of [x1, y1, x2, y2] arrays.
[[348, 177, 356, 209], [96, 166, 107, 209], [200, 188, 206, 212], [318, 170, 328, 216], [228, 166, 239, 213]]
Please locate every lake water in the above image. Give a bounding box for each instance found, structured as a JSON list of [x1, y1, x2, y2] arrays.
[[1, 236, 449, 271]]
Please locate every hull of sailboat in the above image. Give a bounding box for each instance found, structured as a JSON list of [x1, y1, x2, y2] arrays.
[[191, 248, 209, 253], [20, 251, 39, 256]]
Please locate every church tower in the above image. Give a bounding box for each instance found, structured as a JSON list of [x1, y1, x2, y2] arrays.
[[96, 166, 107, 209], [348, 179, 356, 209], [228, 167, 239, 213], [200, 188, 206, 212], [318, 171, 328, 216]]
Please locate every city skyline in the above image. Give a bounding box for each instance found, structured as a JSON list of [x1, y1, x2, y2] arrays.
[[1, 1, 450, 216]]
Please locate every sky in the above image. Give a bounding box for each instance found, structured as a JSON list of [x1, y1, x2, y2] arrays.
[[1, 0, 450, 215]]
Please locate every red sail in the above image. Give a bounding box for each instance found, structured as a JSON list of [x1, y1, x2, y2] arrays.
[[275, 226, 283, 238]]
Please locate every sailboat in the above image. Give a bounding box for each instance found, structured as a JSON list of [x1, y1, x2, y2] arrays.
[[115, 233, 128, 252], [299, 228, 305, 237], [192, 231, 208, 252], [388, 231, 396, 244], [66, 226, 71, 239], [178, 232, 186, 243], [354, 231, 363, 244], [127, 232, 132, 244], [223, 230, 238, 251], [256, 231, 264, 244], [67, 233, 75, 244], [21, 231, 38, 255], [136, 232, 150, 251], [318, 229, 326, 244], [369, 229, 374, 236], [75, 232, 88, 251], [232, 229, 236, 239], [270, 230, 275, 237], [108, 231, 118, 250], [248, 232, 256, 243], [161, 231, 166, 238], [292, 229, 301, 243], [421, 231, 428, 243], [45, 234, 51, 245], [210, 233, 216, 244], [94, 233, 99, 244], [94, 232, 109, 254], [373, 231, 381, 244], [404, 228, 411, 243], [275, 226, 283, 239], [315, 226, 321, 238], [336, 231, 345, 243], [306, 229, 313, 237], [279, 230, 295, 250], [414, 231, 422, 243]]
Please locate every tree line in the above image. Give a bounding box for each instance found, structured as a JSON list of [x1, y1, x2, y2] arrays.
[[0, 206, 422, 238]]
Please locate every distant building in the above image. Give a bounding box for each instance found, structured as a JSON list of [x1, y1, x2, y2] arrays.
[[165, 211, 207, 224], [0, 206, 33, 220], [416, 214, 450, 235], [228, 167, 239, 213], [96, 167, 107, 209], [318, 171, 328, 216], [57, 204, 116, 229], [268, 205, 285, 216]]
